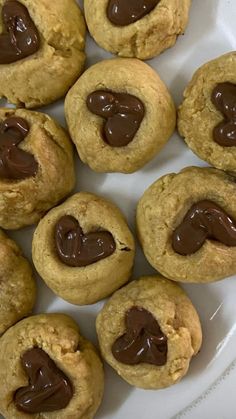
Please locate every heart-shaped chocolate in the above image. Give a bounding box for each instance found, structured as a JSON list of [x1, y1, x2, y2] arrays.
[[172, 200, 236, 255], [0, 0, 40, 64], [107, 0, 160, 26], [211, 82, 236, 147], [86, 90, 145, 147], [14, 348, 73, 414], [55, 215, 116, 267], [0, 116, 38, 180], [112, 306, 167, 366]]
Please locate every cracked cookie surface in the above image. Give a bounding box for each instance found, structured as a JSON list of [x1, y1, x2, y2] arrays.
[[96, 275, 202, 389], [0, 0, 86, 108], [0, 108, 75, 229], [0, 313, 104, 419], [65, 58, 176, 174], [84, 0, 191, 60], [178, 52, 236, 173], [0, 229, 36, 335], [137, 166, 236, 283], [32, 192, 135, 305]]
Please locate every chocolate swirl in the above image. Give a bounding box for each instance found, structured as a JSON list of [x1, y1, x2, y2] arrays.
[[107, 0, 160, 26], [211, 82, 236, 147], [112, 307, 167, 366], [55, 215, 116, 267], [14, 348, 73, 414], [0, 116, 38, 180], [86, 90, 145, 147], [172, 200, 236, 255], [0, 0, 40, 65]]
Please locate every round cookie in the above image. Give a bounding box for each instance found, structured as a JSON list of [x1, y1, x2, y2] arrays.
[[178, 52, 236, 173], [0, 0, 85, 108], [0, 313, 104, 418], [32, 192, 135, 305], [137, 166, 236, 283], [65, 58, 176, 173], [0, 108, 75, 229], [0, 229, 36, 335], [84, 0, 192, 60], [96, 275, 202, 389]]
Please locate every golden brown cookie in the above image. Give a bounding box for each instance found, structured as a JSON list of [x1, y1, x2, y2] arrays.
[[178, 52, 236, 173], [0, 313, 104, 419], [137, 166, 236, 283], [96, 275, 202, 389], [84, 0, 192, 60], [65, 58, 176, 173], [0, 108, 75, 229], [32, 192, 135, 305], [0, 0, 85, 108], [0, 229, 36, 335]]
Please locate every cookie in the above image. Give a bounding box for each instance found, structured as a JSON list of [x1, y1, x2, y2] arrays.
[[96, 275, 202, 389], [0, 229, 36, 335], [0, 0, 85, 108], [32, 192, 135, 305], [0, 108, 75, 229], [137, 166, 236, 283], [84, 0, 191, 60], [65, 58, 176, 173], [178, 52, 236, 173], [0, 313, 104, 418]]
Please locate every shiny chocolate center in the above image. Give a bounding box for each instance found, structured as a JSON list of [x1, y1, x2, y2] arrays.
[[0, 0, 40, 64], [55, 215, 116, 267], [0, 116, 38, 180], [112, 306, 167, 366], [211, 82, 236, 147], [172, 200, 236, 255], [86, 90, 145, 147], [14, 348, 73, 414], [107, 0, 160, 26]]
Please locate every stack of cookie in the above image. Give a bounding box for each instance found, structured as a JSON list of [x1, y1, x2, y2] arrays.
[[0, 0, 235, 418]]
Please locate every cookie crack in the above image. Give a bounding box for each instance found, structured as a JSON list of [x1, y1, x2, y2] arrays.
[[47, 41, 74, 59], [117, 240, 131, 252], [42, 126, 69, 157]]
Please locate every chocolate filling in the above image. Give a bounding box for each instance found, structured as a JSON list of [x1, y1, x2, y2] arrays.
[[172, 200, 236, 255], [112, 307, 167, 366], [211, 82, 236, 147], [14, 348, 73, 414], [0, 0, 40, 64], [0, 116, 38, 180], [107, 0, 160, 26], [55, 215, 116, 267], [86, 90, 145, 147]]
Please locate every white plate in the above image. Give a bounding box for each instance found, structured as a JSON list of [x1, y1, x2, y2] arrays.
[[2, 1, 236, 418]]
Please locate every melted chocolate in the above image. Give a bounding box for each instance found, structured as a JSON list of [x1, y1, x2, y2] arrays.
[[86, 90, 145, 147], [107, 0, 160, 26], [14, 348, 73, 414], [172, 200, 236, 255], [211, 82, 236, 147], [0, 116, 38, 180], [112, 307, 167, 366], [0, 0, 40, 64], [55, 215, 116, 267]]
